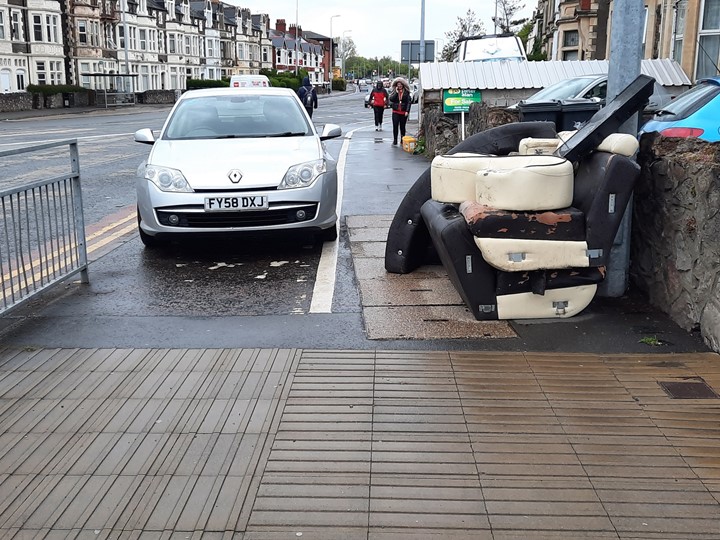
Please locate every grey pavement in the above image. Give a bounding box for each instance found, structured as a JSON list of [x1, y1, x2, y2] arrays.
[[1, 90, 719, 538]]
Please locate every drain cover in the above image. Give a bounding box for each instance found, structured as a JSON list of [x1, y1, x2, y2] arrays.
[[659, 379, 719, 399]]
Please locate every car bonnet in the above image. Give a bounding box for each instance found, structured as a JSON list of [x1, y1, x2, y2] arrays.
[[148, 136, 326, 190]]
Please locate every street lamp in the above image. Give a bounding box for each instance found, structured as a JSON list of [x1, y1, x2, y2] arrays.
[[294, 0, 299, 75], [329, 14, 340, 83]]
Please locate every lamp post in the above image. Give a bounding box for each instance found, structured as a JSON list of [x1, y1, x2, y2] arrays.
[[329, 14, 340, 83], [294, 0, 299, 75]]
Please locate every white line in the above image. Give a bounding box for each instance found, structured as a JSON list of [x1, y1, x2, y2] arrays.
[[309, 127, 365, 313]]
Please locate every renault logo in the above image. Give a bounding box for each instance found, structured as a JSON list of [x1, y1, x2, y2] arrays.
[[228, 169, 243, 183]]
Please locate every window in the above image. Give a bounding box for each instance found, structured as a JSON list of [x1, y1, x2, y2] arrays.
[[78, 20, 88, 44], [80, 62, 91, 87], [33, 14, 42, 41], [118, 25, 124, 48], [262, 47, 268, 62], [11, 10, 22, 41], [36, 61, 46, 84], [563, 30, 579, 47], [697, 0, 720, 79], [139, 28, 147, 50], [563, 50, 579, 60], [46, 14, 59, 43], [168, 33, 176, 53], [16, 69, 26, 90], [674, 0, 686, 64], [49, 60, 62, 84], [185, 35, 191, 55], [0, 11, 5, 40]]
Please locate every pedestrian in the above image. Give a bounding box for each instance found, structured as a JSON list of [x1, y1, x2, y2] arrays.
[[369, 81, 389, 131], [388, 77, 411, 146], [297, 76, 318, 118]]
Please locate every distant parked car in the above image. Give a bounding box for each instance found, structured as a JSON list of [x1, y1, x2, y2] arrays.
[[640, 76, 720, 142], [508, 74, 672, 113]]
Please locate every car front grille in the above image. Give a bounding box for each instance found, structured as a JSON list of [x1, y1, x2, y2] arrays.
[[156, 204, 318, 228]]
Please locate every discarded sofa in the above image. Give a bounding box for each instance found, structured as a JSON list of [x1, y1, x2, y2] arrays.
[[385, 75, 655, 320]]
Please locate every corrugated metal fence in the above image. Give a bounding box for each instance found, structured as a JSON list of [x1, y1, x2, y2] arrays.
[[0, 140, 89, 315]]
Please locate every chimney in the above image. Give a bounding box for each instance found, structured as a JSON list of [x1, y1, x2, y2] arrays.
[[276, 19, 286, 32], [289, 23, 302, 39]]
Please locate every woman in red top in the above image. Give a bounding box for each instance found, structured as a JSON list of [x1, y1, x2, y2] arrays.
[[369, 81, 389, 131], [388, 77, 411, 146]]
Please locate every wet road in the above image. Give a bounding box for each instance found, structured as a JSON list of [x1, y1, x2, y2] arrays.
[[0, 88, 436, 347]]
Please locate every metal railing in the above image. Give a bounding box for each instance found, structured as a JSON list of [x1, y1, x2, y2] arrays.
[[0, 140, 89, 316]]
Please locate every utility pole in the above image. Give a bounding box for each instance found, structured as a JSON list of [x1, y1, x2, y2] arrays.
[[600, 0, 644, 297], [419, 0, 425, 65]]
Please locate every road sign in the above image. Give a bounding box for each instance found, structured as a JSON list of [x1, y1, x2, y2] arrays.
[[401, 40, 435, 63], [442, 88, 482, 113]]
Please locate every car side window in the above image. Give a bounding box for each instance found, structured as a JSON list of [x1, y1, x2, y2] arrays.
[[584, 81, 607, 100]]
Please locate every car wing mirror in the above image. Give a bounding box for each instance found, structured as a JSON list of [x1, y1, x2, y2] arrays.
[[134, 128, 156, 145], [319, 123, 342, 141]]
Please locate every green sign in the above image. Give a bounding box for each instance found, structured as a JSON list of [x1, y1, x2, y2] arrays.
[[442, 88, 482, 113]]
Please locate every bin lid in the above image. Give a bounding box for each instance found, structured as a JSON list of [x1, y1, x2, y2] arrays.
[[559, 98, 603, 111], [517, 100, 562, 111]]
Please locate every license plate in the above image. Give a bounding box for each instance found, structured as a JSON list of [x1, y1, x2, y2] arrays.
[[204, 195, 268, 211]]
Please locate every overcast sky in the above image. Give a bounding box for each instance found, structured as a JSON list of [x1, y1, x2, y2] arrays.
[[230, 0, 535, 60]]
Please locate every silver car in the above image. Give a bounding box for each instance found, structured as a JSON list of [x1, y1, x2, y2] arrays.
[[508, 74, 672, 113], [134, 86, 342, 247]]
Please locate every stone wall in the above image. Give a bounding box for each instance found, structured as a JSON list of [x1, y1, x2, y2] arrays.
[[0, 92, 33, 112], [419, 91, 520, 156], [137, 90, 178, 104], [633, 134, 720, 350]]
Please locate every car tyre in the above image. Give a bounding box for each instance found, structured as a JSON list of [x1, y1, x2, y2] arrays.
[[137, 211, 166, 248], [319, 223, 338, 243]]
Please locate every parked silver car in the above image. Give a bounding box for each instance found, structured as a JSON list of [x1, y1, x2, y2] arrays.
[[509, 74, 672, 112], [134, 87, 342, 247]]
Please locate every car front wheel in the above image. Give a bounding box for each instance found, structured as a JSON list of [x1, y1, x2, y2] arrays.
[[137, 210, 166, 248]]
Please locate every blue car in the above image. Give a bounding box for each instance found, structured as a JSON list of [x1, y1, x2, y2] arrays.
[[640, 77, 720, 142]]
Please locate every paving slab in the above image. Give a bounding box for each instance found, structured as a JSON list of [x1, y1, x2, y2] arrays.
[[1, 347, 720, 537]]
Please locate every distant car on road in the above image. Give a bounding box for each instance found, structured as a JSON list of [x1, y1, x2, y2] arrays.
[[640, 76, 720, 142], [133, 86, 342, 247]]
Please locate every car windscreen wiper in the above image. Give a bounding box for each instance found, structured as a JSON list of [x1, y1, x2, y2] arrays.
[[265, 131, 307, 137]]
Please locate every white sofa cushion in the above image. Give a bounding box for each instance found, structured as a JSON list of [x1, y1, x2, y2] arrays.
[[596, 133, 639, 156], [497, 284, 597, 319], [431, 153, 574, 210], [475, 237, 591, 271], [518, 137, 562, 155]]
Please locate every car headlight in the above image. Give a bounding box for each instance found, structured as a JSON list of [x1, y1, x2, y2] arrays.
[[144, 165, 192, 193], [279, 159, 326, 189]]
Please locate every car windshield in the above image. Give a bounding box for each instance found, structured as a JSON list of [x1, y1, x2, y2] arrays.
[[525, 77, 601, 102], [653, 81, 720, 116], [163, 94, 312, 140]]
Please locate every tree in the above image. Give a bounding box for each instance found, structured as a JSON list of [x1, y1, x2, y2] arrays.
[[441, 9, 485, 61], [491, 0, 528, 34], [339, 36, 357, 67]]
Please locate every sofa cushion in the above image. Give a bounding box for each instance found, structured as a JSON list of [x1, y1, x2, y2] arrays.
[[431, 153, 574, 210]]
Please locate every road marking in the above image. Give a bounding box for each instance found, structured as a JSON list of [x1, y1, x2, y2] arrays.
[[309, 127, 363, 313]]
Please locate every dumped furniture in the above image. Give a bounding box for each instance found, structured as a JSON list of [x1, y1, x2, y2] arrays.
[[385, 75, 655, 320]]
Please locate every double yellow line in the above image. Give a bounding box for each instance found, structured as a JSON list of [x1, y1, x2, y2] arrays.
[[1, 207, 138, 300]]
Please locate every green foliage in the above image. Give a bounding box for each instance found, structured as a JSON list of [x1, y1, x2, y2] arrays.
[[332, 78, 346, 91], [442, 9, 485, 61], [413, 136, 426, 155], [261, 68, 303, 90], [639, 336, 664, 346], [186, 78, 229, 89], [27, 84, 88, 95]]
